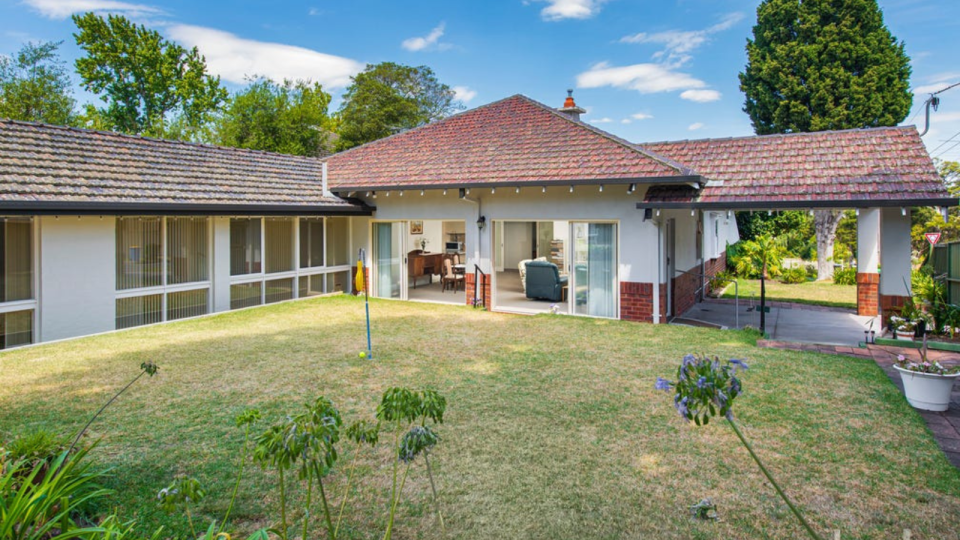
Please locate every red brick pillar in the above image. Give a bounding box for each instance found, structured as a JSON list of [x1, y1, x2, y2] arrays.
[[880, 294, 910, 321], [856, 272, 880, 316], [464, 273, 491, 310]]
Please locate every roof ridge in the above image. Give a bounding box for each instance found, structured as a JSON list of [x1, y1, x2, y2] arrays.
[[640, 125, 918, 147], [512, 95, 694, 176], [0, 118, 325, 162], [322, 94, 529, 161]]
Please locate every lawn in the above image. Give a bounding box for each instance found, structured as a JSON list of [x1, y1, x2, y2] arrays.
[[722, 278, 857, 309], [1, 295, 958, 539]]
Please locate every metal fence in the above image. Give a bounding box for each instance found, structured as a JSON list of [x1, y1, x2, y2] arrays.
[[932, 242, 960, 304]]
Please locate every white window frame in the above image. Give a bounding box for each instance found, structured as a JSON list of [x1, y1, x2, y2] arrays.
[[0, 216, 39, 347]]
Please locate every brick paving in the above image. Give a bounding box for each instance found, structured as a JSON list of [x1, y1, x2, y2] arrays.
[[758, 339, 960, 468]]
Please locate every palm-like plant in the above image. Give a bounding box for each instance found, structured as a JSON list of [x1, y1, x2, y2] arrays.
[[735, 234, 787, 334]]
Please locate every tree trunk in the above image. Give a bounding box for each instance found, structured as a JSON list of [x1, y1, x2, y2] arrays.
[[814, 210, 842, 281]]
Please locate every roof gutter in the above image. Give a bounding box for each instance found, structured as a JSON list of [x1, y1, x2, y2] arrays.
[[332, 175, 704, 195], [636, 198, 959, 211], [0, 200, 376, 216]]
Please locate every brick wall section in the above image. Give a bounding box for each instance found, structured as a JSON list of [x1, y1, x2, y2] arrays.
[[702, 253, 728, 296], [464, 272, 491, 310], [880, 294, 910, 324], [857, 272, 880, 316], [620, 282, 654, 322], [673, 266, 701, 317]]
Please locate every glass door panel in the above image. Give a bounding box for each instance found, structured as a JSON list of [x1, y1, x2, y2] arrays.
[[572, 222, 617, 318], [373, 222, 404, 299]]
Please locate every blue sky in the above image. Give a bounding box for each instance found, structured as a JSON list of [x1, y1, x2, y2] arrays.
[[2, 0, 959, 161]]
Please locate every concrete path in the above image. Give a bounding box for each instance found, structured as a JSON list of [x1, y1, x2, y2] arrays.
[[674, 298, 880, 347]]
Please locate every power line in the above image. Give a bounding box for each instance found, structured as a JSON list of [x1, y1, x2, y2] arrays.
[[929, 129, 960, 155], [934, 138, 960, 160]]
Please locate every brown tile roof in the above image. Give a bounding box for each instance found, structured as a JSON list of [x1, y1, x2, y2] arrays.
[[641, 127, 953, 208], [0, 119, 369, 214], [324, 94, 693, 190]]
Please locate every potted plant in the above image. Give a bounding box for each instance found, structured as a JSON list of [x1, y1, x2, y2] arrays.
[[893, 336, 960, 412], [888, 315, 913, 340]]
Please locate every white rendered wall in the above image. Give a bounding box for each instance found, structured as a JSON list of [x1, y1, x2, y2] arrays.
[[857, 208, 881, 273], [38, 216, 116, 342], [212, 217, 231, 312], [355, 185, 662, 286], [880, 207, 911, 296]]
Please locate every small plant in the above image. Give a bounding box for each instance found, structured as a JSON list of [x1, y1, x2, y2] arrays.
[[895, 336, 960, 375], [708, 270, 734, 293], [4, 429, 66, 469], [376, 387, 447, 540], [655, 354, 823, 540], [157, 476, 206, 539], [778, 266, 807, 285], [832, 268, 856, 286], [689, 498, 719, 521]]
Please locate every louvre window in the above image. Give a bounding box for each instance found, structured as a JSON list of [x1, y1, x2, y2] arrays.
[[167, 218, 209, 284], [265, 218, 294, 274], [326, 217, 349, 267], [116, 217, 162, 290], [231, 282, 262, 310], [299, 218, 325, 268], [0, 310, 32, 349], [299, 274, 324, 298], [0, 218, 33, 302], [167, 289, 209, 321], [116, 295, 163, 329], [265, 278, 294, 304], [230, 219, 262, 276]]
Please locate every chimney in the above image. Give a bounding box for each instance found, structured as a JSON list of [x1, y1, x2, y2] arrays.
[[558, 89, 586, 121]]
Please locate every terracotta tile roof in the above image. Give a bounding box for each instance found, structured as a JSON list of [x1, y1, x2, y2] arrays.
[[641, 127, 953, 207], [0, 119, 368, 214], [325, 94, 692, 190]]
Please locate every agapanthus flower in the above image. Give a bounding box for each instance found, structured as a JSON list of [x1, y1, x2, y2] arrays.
[[655, 377, 672, 391]]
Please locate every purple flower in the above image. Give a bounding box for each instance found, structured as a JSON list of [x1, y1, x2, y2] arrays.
[[676, 396, 689, 417], [696, 376, 708, 389], [729, 358, 749, 372], [655, 377, 672, 391]]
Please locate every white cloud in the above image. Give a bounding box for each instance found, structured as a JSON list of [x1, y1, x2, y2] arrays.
[[590, 117, 614, 124], [23, 0, 162, 19], [631, 112, 653, 120], [167, 24, 363, 89], [401, 22, 450, 52], [621, 119, 632, 124], [308, 7, 321, 16], [688, 122, 705, 131], [577, 61, 706, 94], [620, 13, 743, 67], [913, 82, 959, 95], [680, 89, 721, 103], [536, 0, 605, 21], [452, 86, 477, 103]]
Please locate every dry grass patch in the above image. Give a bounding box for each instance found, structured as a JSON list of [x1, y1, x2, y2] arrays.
[[0, 295, 957, 539]]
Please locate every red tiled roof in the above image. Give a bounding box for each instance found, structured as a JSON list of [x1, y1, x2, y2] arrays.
[[641, 127, 952, 207], [325, 94, 691, 189], [0, 119, 368, 214]]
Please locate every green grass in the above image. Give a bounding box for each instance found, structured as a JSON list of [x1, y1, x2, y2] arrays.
[[722, 278, 857, 309], [1, 295, 958, 539]]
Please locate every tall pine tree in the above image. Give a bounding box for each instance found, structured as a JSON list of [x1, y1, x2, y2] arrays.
[[739, 0, 912, 279]]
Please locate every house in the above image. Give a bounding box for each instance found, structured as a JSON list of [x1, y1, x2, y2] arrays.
[[0, 93, 953, 348]]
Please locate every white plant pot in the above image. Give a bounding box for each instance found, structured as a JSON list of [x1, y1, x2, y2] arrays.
[[893, 365, 960, 412]]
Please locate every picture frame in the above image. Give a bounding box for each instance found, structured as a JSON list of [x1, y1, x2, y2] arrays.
[[410, 220, 424, 235]]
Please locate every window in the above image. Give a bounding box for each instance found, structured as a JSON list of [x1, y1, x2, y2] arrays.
[[265, 218, 294, 273], [167, 289, 208, 321], [116, 295, 162, 329], [326, 217, 349, 267], [116, 217, 162, 290], [300, 218, 325, 268], [299, 274, 324, 298], [265, 278, 294, 304], [230, 219, 262, 276], [231, 282, 262, 310], [167, 217, 209, 284], [0, 310, 32, 349], [326, 271, 349, 294], [1, 218, 33, 302]]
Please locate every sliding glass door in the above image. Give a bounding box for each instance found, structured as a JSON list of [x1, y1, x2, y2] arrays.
[[571, 222, 617, 318], [373, 222, 404, 299]]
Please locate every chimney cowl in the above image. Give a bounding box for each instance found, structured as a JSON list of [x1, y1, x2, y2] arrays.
[[558, 89, 586, 121]]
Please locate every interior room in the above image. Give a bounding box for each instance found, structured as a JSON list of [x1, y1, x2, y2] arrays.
[[406, 219, 466, 304], [494, 220, 570, 314]]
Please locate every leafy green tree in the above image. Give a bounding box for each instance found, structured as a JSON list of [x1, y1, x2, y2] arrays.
[[735, 234, 788, 333], [73, 12, 227, 138], [336, 62, 462, 151], [911, 160, 960, 260], [739, 0, 912, 280], [216, 78, 336, 157], [0, 41, 76, 125]]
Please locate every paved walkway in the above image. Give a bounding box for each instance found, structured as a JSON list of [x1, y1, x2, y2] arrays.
[[758, 339, 960, 468], [675, 299, 879, 346]]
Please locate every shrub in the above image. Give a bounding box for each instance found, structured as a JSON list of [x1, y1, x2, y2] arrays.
[[833, 268, 856, 285], [708, 270, 734, 292], [804, 264, 817, 279], [779, 266, 808, 284], [4, 429, 66, 467]]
